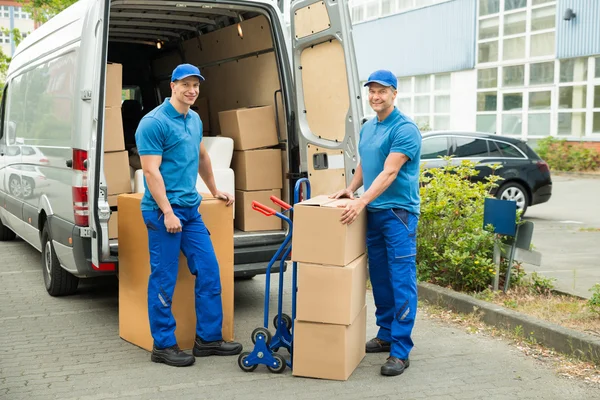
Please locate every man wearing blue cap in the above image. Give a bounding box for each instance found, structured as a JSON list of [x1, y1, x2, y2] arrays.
[[135, 63, 242, 367], [331, 69, 421, 377]]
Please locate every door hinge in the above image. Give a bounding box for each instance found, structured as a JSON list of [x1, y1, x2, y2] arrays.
[[81, 90, 92, 101], [286, 172, 308, 180]]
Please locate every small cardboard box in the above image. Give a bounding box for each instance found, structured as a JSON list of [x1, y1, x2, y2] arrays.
[[297, 254, 367, 325], [105, 63, 122, 108], [117, 193, 234, 351], [293, 305, 367, 381], [291, 195, 366, 266], [194, 97, 210, 133], [232, 149, 282, 191], [234, 189, 282, 232], [104, 107, 125, 152], [218, 106, 278, 150], [108, 211, 118, 239], [104, 151, 132, 195]]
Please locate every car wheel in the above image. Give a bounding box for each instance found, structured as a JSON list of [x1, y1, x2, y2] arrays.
[[497, 182, 529, 215], [0, 218, 16, 241], [8, 175, 21, 198], [41, 223, 79, 296], [21, 177, 34, 199]]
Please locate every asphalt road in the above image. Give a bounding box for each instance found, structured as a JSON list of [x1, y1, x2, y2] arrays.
[[524, 174, 600, 298]]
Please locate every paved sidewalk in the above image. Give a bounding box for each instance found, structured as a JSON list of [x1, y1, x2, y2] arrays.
[[1, 238, 599, 400]]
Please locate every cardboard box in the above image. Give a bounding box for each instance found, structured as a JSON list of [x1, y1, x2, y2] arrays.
[[218, 106, 279, 150], [108, 211, 118, 239], [291, 195, 366, 266], [117, 193, 234, 351], [108, 195, 118, 208], [104, 107, 125, 152], [293, 305, 367, 381], [194, 97, 210, 132], [297, 254, 367, 325], [232, 149, 282, 191], [106, 63, 122, 108], [234, 189, 282, 232], [104, 151, 132, 195]]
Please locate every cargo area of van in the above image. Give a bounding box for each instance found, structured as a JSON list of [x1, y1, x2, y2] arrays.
[[102, 2, 295, 276]]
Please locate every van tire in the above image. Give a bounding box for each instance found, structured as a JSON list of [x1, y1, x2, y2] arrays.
[[0, 219, 16, 241], [41, 224, 79, 296]]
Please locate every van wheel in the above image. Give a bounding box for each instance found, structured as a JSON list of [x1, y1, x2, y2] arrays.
[[41, 224, 79, 296], [0, 218, 16, 241]]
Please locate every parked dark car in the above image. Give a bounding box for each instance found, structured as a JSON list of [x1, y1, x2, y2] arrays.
[[420, 131, 552, 214]]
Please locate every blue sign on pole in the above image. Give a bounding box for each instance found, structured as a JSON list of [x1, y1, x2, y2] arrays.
[[483, 198, 517, 237]]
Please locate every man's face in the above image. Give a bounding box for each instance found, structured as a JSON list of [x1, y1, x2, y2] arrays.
[[368, 83, 397, 114], [171, 76, 200, 106]]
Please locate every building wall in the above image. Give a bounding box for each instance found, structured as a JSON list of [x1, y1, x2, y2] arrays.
[[352, 0, 477, 80], [0, 1, 35, 58], [556, 0, 600, 59]]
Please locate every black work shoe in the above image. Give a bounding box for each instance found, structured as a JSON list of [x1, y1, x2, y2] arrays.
[[381, 356, 410, 376], [193, 336, 243, 357], [366, 337, 391, 353], [151, 344, 195, 367]]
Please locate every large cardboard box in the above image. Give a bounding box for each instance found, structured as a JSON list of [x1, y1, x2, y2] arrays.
[[104, 151, 132, 195], [297, 254, 367, 325], [108, 195, 119, 239], [194, 97, 210, 133], [117, 193, 234, 351], [232, 149, 282, 191], [218, 106, 279, 150], [293, 305, 367, 381], [104, 107, 125, 152], [235, 189, 282, 232], [106, 63, 122, 108], [291, 195, 366, 266]]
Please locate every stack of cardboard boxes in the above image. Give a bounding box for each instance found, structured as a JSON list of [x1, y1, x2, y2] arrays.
[[290, 195, 368, 381], [218, 106, 282, 232], [103, 62, 132, 239]]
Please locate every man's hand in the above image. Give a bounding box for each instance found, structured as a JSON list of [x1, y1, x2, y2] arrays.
[[164, 211, 182, 233], [339, 198, 366, 225], [214, 190, 234, 206], [329, 188, 355, 200]]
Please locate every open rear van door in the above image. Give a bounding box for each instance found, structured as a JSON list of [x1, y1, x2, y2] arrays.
[[88, 0, 115, 271], [290, 0, 363, 196]]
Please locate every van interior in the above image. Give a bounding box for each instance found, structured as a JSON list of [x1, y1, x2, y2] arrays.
[[105, 1, 294, 271]]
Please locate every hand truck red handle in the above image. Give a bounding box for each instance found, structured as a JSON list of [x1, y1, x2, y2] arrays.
[[252, 201, 277, 217], [270, 196, 291, 210]]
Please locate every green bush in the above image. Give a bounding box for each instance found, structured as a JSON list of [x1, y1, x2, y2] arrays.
[[417, 159, 505, 292], [588, 284, 600, 316], [536, 137, 600, 172]]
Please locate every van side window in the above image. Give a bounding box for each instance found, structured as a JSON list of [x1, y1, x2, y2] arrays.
[[421, 137, 449, 160], [452, 137, 489, 158], [494, 141, 523, 158]]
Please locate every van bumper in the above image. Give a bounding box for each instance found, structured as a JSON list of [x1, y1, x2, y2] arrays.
[[70, 227, 116, 278]]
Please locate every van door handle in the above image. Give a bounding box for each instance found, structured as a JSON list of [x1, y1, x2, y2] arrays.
[[66, 159, 73, 168]]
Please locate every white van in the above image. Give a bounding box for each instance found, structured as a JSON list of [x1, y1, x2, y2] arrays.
[[0, 0, 362, 296]]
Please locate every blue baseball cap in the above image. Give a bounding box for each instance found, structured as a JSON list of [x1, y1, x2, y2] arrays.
[[171, 63, 205, 82], [363, 70, 397, 90]]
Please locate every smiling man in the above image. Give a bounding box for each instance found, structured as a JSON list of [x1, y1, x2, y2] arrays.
[[135, 63, 242, 367], [330, 69, 422, 377]]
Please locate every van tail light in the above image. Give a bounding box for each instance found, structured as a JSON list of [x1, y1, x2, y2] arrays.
[[71, 149, 89, 226], [536, 160, 550, 173]]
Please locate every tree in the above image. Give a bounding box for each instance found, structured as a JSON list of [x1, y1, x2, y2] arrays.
[[0, 28, 25, 94], [21, 0, 78, 24]]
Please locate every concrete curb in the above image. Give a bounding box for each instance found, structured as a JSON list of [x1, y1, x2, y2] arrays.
[[552, 171, 600, 179], [418, 282, 600, 362]]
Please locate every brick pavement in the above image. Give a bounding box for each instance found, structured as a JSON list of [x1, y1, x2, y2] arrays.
[[1, 237, 599, 400]]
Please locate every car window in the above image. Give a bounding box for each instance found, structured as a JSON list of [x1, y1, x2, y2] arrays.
[[452, 137, 489, 158], [488, 140, 503, 157], [21, 146, 36, 156], [421, 137, 450, 160], [494, 141, 524, 158]]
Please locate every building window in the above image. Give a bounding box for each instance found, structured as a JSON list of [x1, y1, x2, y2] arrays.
[[14, 7, 31, 19], [476, 0, 562, 138], [1, 6, 9, 18], [0, 31, 10, 44], [349, 0, 451, 23]]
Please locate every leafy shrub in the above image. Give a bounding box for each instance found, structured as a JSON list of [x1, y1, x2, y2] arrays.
[[536, 137, 600, 172], [417, 159, 505, 292], [588, 284, 600, 316]]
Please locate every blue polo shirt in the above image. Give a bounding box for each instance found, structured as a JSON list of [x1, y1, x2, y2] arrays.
[[359, 107, 422, 215], [135, 98, 203, 211]]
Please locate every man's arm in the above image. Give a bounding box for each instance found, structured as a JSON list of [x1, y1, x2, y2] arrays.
[[198, 142, 218, 195], [359, 153, 408, 205], [140, 155, 173, 214]]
